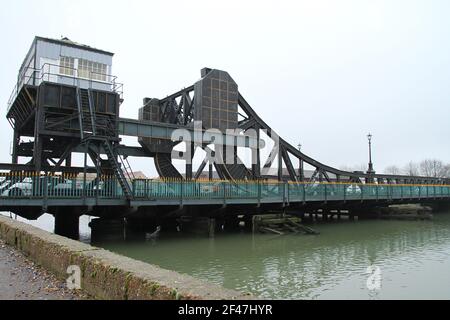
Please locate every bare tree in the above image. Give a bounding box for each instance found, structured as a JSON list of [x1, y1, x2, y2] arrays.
[[419, 159, 447, 178], [403, 161, 419, 176], [385, 165, 401, 175], [444, 164, 450, 178], [339, 159, 450, 178]]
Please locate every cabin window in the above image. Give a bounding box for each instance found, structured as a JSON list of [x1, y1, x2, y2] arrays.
[[59, 56, 75, 76], [78, 59, 107, 81]]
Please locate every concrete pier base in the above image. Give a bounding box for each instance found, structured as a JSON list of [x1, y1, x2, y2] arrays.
[[53, 207, 80, 240]]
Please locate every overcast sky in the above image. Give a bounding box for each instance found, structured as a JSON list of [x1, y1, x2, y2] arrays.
[[1, 0, 449, 177]]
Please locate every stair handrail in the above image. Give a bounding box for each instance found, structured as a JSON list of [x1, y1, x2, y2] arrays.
[[119, 155, 135, 182], [86, 88, 97, 136], [102, 139, 133, 198], [75, 86, 84, 140]]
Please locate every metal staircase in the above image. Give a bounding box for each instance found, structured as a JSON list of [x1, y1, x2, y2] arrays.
[[77, 88, 133, 199], [76, 88, 96, 138], [102, 139, 133, 199], [6, 86, 36, 130]]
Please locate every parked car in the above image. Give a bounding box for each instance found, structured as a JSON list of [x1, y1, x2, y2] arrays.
[[200, 184, 220, 194], [2, 176, 72, 197], [305, 183, 321, 196], [346, 184, 362, 195], [0, 178, 12, 194]]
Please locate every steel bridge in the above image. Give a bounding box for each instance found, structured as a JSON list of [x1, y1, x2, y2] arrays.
[[1, 174, 449, 211], [1, 47, 449, 236]]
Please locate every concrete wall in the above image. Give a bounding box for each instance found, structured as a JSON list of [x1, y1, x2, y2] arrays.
[[0, 215, 252, 300]]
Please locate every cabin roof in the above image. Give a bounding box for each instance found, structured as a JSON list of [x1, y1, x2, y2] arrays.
[[35, 36, 114, 56]]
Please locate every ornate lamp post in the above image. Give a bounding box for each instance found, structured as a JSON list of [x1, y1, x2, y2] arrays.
[[298, 143, 304, 181], [367, 133, 375, 175]]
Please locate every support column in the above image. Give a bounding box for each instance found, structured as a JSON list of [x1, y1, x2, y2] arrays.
[[11, 129, 19, 164], [209, 163, 213, 180], [185, 143, 194, 180], [33, 108, 44, 172], [66, 152, 72, 167], [252, 128, 261, 179], [54, 207, 81, 240], [278, 148, 283, 181], [208, 218, 216, 238], [299, 159, 304, 181]]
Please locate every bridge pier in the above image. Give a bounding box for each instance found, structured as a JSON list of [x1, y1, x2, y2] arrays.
[[182, 217, 216, 237], [53, 207, 81, 240]]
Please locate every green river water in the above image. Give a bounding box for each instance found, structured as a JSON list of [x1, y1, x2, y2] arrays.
[[97, 212, 450, 299]]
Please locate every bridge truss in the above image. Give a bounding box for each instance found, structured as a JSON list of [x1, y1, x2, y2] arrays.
[[1, 66, 449, 221]]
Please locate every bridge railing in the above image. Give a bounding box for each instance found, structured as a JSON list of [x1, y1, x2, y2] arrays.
[[1, 173, 450, 202], [132, 179, 261, 200], [0, 173, 124, 199]]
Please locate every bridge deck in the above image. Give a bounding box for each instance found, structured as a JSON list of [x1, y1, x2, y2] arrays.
[[0, 175, 449, 209]]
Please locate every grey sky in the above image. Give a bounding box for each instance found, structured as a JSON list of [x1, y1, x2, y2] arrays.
[[1, 0, 449, 177]]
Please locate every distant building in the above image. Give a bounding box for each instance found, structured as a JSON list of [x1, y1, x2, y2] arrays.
[[131, 171, 148, 179]]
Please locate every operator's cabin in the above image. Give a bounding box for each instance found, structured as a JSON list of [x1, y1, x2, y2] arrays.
[[7, 36, 123, 166]]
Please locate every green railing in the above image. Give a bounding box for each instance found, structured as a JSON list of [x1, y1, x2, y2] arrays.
[[1, 174, 450, 202], [0, 174, 124, 199]]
